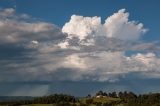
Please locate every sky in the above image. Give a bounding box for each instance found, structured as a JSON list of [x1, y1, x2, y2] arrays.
[[0, 0, 160, 96]]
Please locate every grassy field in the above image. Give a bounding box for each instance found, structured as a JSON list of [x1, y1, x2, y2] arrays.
[[0, 97, 123, 106], [80, 97, 121, 103], [22, 104, 55, 106], [19, 97, 122, 106]]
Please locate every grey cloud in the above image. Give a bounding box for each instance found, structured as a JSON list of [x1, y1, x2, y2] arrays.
[[0, 8, 66, 45], [0, 8, 160, 84], [0, 8, 15, 17]]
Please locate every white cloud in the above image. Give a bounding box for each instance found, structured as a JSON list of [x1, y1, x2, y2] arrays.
[[62, 15, 102, 40], [131, 53, 156, 66], [62, 52, 160, 82], [62, 9, 147, 41], [57, 41, 69, 49], [79, 39, 95, 46], [63, 54, 88, 70], [104, 9, 147, 40], [31, 40, 39, 44], [39, 51, 160, 82]]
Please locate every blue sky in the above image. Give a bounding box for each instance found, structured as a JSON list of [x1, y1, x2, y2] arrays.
[[0, 0, 160, 96], [1, 0, 160, 41]]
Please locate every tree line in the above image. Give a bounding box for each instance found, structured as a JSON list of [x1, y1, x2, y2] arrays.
[[0, 91, 160, 106], [95, 90, 160, 106], [0, 94, 77, 106]]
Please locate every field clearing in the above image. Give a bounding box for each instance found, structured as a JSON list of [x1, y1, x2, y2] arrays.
[[22, 104, 55, 106], [80, 97, 121, 103]]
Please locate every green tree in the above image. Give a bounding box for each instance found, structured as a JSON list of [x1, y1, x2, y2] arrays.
[[86, 98, 93, 105]]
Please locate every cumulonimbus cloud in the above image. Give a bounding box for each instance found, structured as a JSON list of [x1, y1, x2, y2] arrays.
[[62, 9, 147, 41]]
